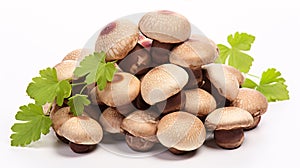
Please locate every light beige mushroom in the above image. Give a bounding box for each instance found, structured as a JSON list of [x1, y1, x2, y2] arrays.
[[94, 72, 140, 107], [231, 88, 268, 130], [139, 10, 191, 43], [99, 107, 125, 134], [222, 64, 245, 86], [169, 34, 219, 68], [54, 60, 77, 81], [62, 48, 92, 61], [50, 107, 73, 133], [202, 63, 239, 101], [183, 88, 216, 117], [95, 19, 139, 61], [141, 64, 189, 105], [205, 107, 253, 149], [156, 111, 206, 154]]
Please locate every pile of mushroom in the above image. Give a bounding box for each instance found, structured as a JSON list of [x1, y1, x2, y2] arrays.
[[51, 10, 269, 154]]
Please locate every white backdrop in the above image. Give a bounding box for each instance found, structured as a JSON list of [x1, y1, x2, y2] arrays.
[[0, 0, 299, 167]]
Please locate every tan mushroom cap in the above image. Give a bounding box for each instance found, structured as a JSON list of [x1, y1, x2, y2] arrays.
[[62, 49, 92, 61], [157, 111, 206, 151], [96, 72, 140, 107], [57, 116, 103, 145], [120, 110, 159, 142], [231, 88, 268, 116], [222, 64, 245, 86], [95, 19, 139, 61], [141, 64, 189, 105], [50, 107, 73, 133], [205, 107, 254, 131], [183, 88, 216, 117], [202, 63, 239, 101], [54, 60, 77, 81], [139, 10, 191, 43], [169, 34, 219, 68], [99, 107, 124, 134]]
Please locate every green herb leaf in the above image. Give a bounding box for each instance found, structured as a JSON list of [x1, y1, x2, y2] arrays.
[[217, 32, 255, 73], [242, 78, 258, 89], [257, 68, 289, 102], [26, 68, 72, 106], [67, 94, 91, 116], [10, 104, 52, 146], [73, 52, 117, 90]]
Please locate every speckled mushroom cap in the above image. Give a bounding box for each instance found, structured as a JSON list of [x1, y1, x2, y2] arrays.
[[57, 116, 103, 145], [202, 63, 239, 101], [95, 19, 139, 61], [138, 10, 191, 43], [120, 110, 159, 142], [183, 88, 216, 117], [62, 49, 92, 61], [156, 111, 206, 151], [169, 34, 219, 68], [99, 107, 124, 134], [205, 107, 254, 131], [222, 64, 245, 86], [231, 88, 268, 116], [141, 64, 189, 105], [95, 72, 140, 107], [50, 107, 73, 133], [54, 60, 77, 81]]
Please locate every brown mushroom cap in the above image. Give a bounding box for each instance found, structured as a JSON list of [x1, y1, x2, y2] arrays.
[[50, 107, 73, 133], [205, 107, 254, 131], [183, 88, 216, 117], [120, 110, 159, 142], [139, 10, 191, 43], [156, 111, 206, 151], [202, 63, 239, 101], [141, 64, 189, 105], [99, 107, 124, 134], [169, 34, 219, 68], [54, 60, 77, 81], [222, 64, 245, 86], [95, 72, 140, 107], [57, 116, 103, 145], [62, 49, 92, 61], [95, 19, 139, 61], [231, 88, 268, 116]]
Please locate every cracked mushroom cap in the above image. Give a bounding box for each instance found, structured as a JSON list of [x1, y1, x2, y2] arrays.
[[169, 34, 219, 68], [54, 60, 77, 81], [95, 72, 140, 107], [57, 116, 103, 145], [95, 19, 139, 61], [183, 88, 216, 117], [141, 64, 189, 105], [157, 111, 206, 151], [120, 110, 159, 142], [205, 107, 254, 131], [231, 88, 268, 116], [139, 10, 191, 43], [202, 63, 240, 101]]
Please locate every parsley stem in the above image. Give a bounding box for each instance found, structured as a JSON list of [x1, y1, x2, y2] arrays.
[[246, 73, 260, 79], [79, 85, 89, 95], [71, 82, 86, 86]]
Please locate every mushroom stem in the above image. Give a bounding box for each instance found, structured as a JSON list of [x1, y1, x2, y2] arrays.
[[125, 133, 155, 152], [151, 40, 173, 65], [214, 128, 244, 149]]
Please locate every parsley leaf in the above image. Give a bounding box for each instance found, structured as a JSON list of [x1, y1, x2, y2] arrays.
[[73, 52, 117, 90], [67, 94, 91, 116], [242, 68, 289, 102], [217, 32, 255, 73], [10, 104, 52, 146], [26, 68, 72, 106]]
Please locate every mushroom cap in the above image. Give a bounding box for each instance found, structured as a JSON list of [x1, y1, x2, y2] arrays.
[[138, 10, 191, 43], [57, 116, 103, 145], [120, 110, 159, 142], [50, 107, 73, 133], [95, 19, 139, 61], [169, 34, 219, 68], [231, 88, 268, 116], [54, 60, 77, 81], [96, 72, 140, 107], [62, 48, 92, 61], [205, 107, 254, 131], [202, 63, 239, 101], [141, 64, 189, 105], [222, 64, 245, 86], [183, 88, 216, 117], [99, 107, 124, 134], [156, 111, 206, 151]]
